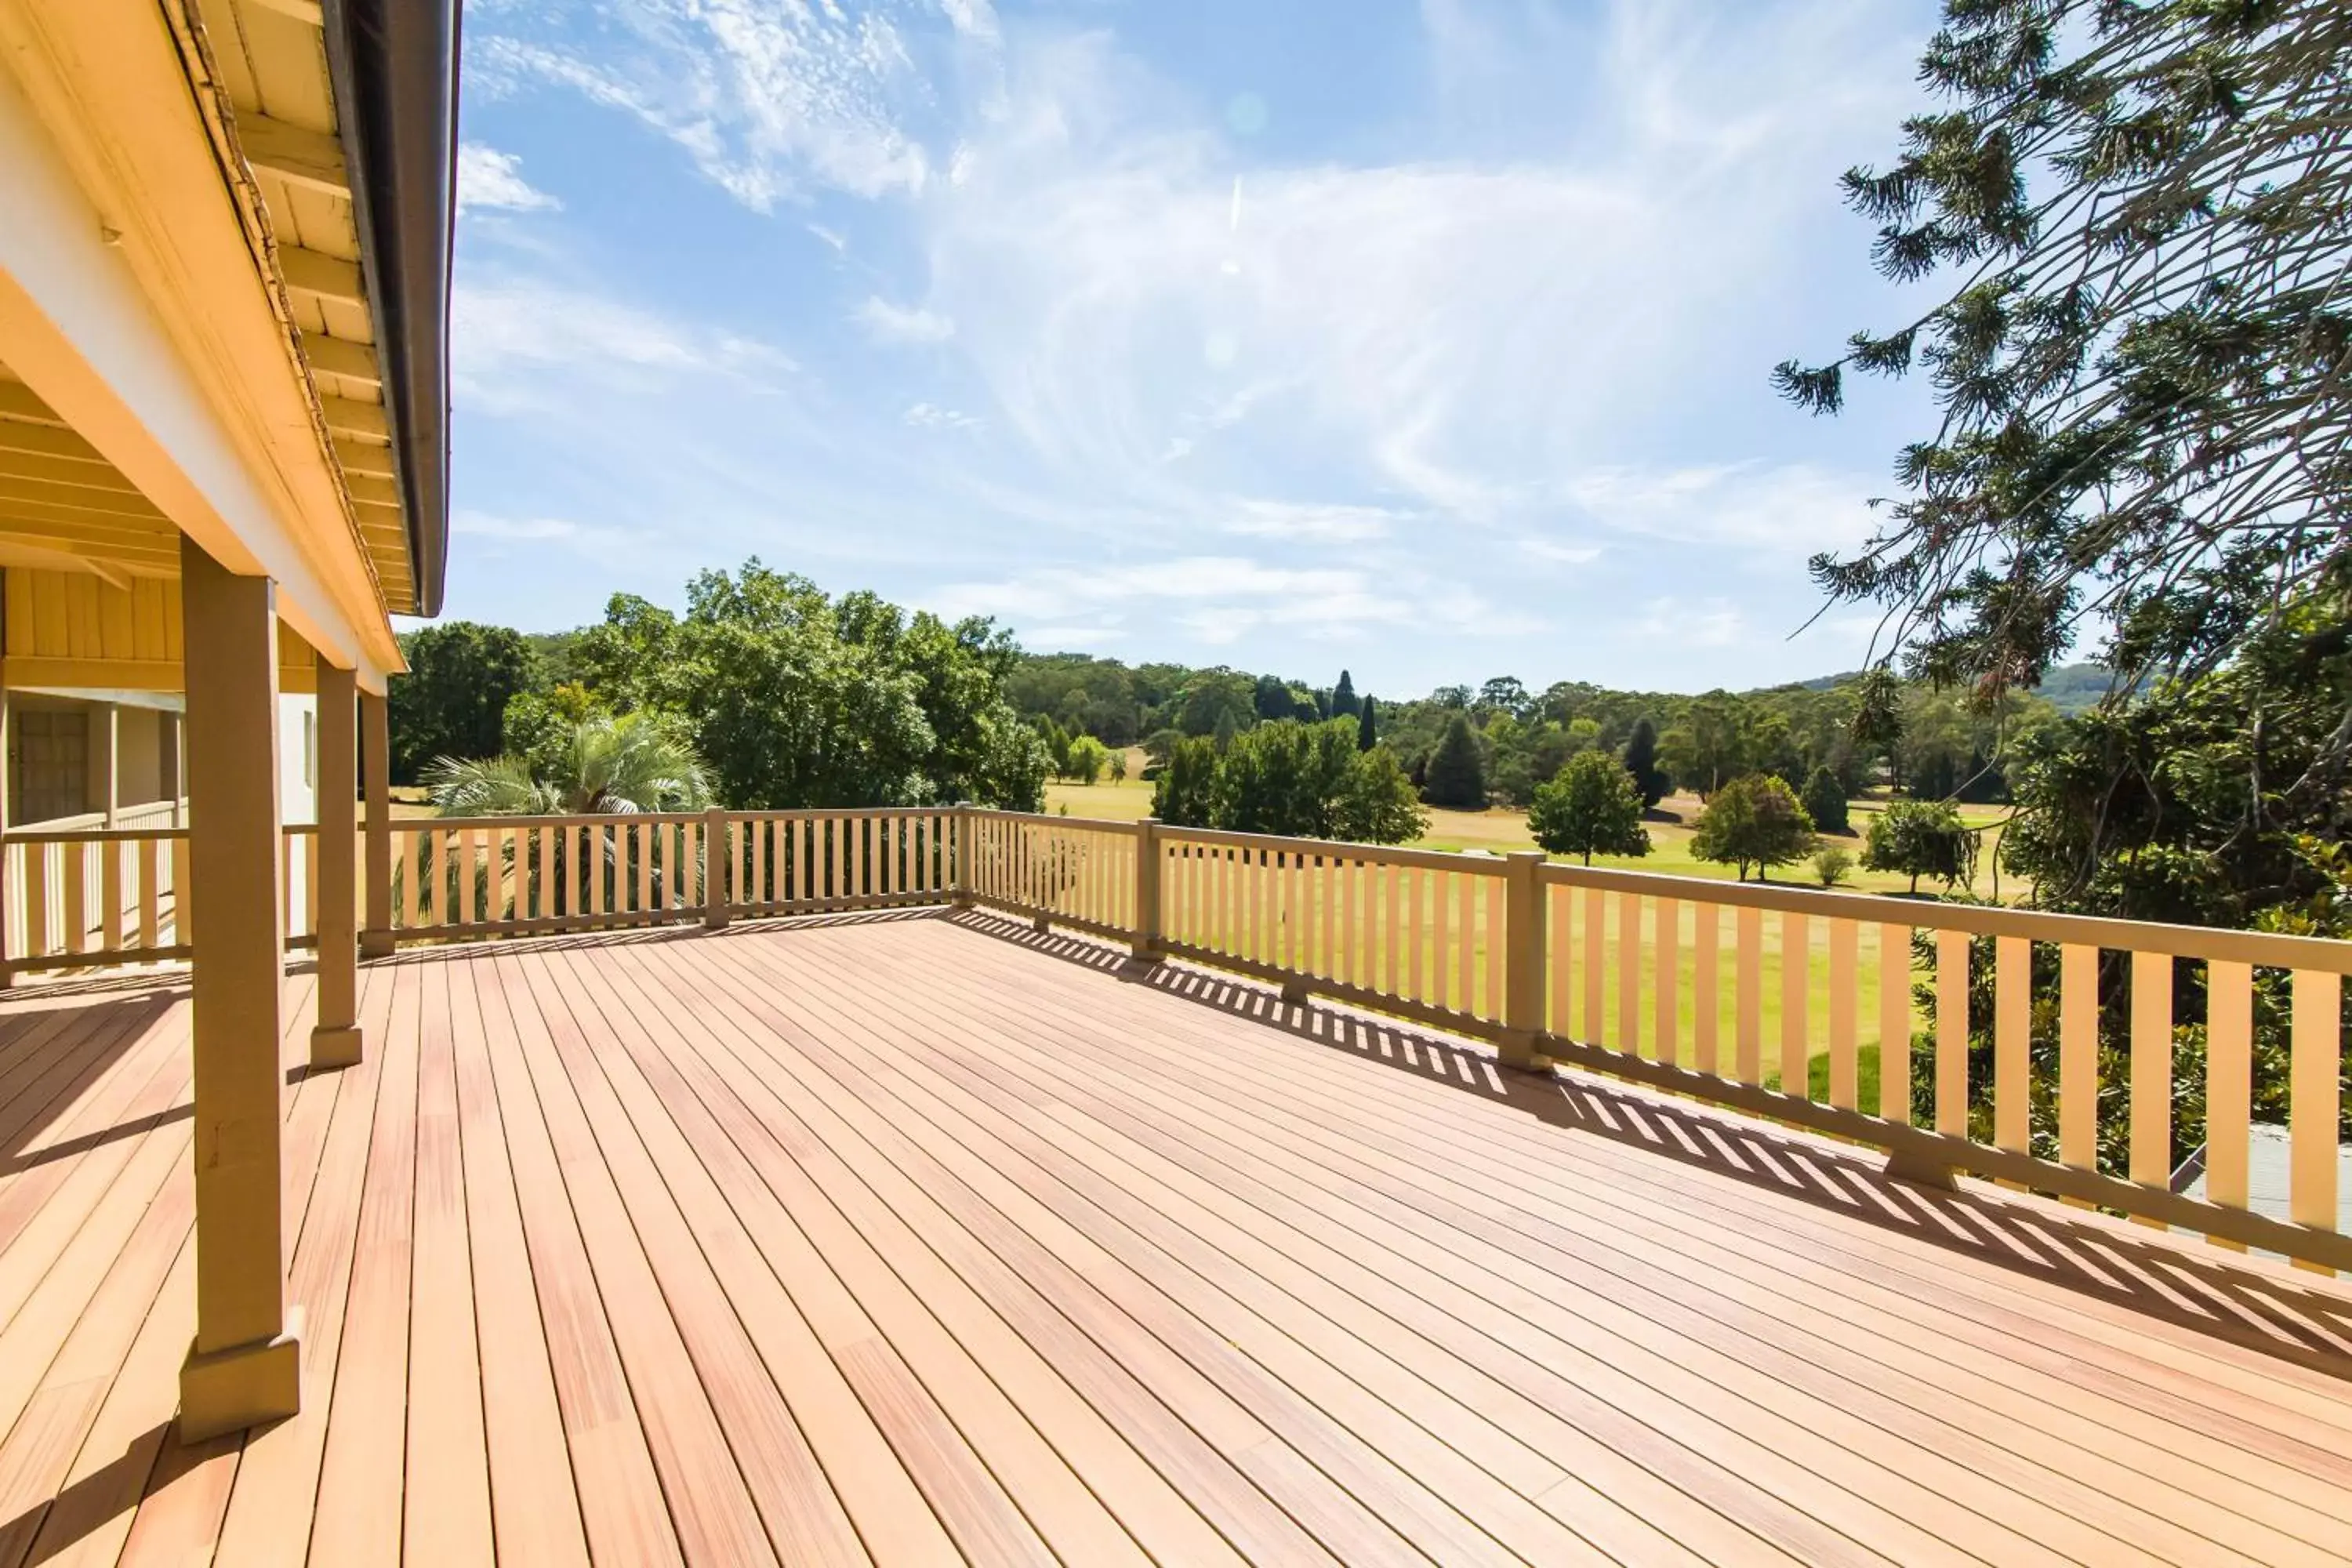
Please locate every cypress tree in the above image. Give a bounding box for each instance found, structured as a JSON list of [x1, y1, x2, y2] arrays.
[[1331, 669, 1359, 718], [1356, 694, 1377, 752], [1623, 717, 1668, 808], [1422, 712, 1487, 809]]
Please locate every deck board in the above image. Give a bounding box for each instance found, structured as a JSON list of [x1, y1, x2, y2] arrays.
[[0, 912, 2347, 1565]]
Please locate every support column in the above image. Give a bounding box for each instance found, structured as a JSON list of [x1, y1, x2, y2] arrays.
[[176, 536, 299, 1439], [360, 689, 391, 958], [310, 662, 361, 1067]]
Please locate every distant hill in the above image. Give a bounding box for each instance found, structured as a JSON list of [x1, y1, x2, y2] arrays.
[[1770, 662, 2132, 715]]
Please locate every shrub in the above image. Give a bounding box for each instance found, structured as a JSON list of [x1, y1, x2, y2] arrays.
[[1812, 846, 1854, 887]]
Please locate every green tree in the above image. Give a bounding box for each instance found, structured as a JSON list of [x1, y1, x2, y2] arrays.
[[1621, 717, 1668, 808], [1780, 0, 2352, 702], [1356, 694, 1377, 752], [1330, 669, 1359, 718], [1421, 712, 1487, 809], [1692, 774, 1817, 881], [388, 622, 535, 785], [1864, 799, 1980, 895], [1800, 766, 1850, 836], [1336, 748, 1428, 845], [575, 562, 1047, 812], [1150, 736, 1224, 828], [1527, 752, 1650, 866], [1061, 735, 1110, 786]]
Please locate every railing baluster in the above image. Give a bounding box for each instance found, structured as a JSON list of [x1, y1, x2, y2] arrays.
[[2204, 959, 2252, 1244], [1693, 902, 1719, 1075], [1735, 905, 1762, 1083], [1780, 911, 1809, 1097], [1654, 897, 1679, 1068], [62, 841, 85, 955], [1571, 887, 1595, 1041], [100, 837, 122, 952], [1482, 876, 1502, 1021], [1936, 929, 1969, 1134], [1828, 918, 1857, 1109], [1616, 891, 1640, 1054], [2130, 950, 2172, 1209], [2060, 943, 2099, 1181], [1547, 883, 1571, 1038], [1994, 935, 2031, 1153], [2288, 968, 2339, 1264], [1880, 923, 1911, 1122], [138, 837, 159, 952]]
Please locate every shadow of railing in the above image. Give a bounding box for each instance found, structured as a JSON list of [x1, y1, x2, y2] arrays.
[[946, 908, 2352, 1383], [0, 990, 182, 1178]]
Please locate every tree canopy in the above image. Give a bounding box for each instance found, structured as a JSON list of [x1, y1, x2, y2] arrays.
[[1422, 713, 1488, 809], [1149, 721, 1426, 844], [388, 622, 535, 784], [564, 562, 1047, 811], [1527, 752, 1650, 865], [1864, 799, 1980, 895], [1691, 775, 1818, 881], [1780, 0, 2352, 702]]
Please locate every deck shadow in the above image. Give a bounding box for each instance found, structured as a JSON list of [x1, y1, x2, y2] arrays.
[[0, 993, 182, 1174], [949, 909, 2352, 1383]]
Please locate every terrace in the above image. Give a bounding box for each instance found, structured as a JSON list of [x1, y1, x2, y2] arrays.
[[0, 808, 2349, 1564]]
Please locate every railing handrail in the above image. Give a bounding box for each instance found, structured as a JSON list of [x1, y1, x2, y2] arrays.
[[1159, 822, 1505, 875]]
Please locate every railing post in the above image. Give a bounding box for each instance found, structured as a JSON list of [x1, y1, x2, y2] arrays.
[[359, 688, 393, 958], [951, 802, 975, 908], [1500, 850, 1547, 1072], [309, 662, 361, 1069], [702, 806, 729, 930], [1131, 816, 1162, 962]]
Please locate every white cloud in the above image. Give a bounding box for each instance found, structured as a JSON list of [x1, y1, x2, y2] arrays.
[[456, 143, 561, 213], [452, 276, 792, 412], [856, 296, 957, 343], [470, 6, 944, 209], [1637, 595, 1745, 648], [1521, 538, 1606, 565], [904, 401, 983, 430], [1562, 462, 1881, 554], [1221, 499, 1413, 543]]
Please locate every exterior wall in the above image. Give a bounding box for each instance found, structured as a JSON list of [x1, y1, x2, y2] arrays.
[[114, 706, 168, 808]]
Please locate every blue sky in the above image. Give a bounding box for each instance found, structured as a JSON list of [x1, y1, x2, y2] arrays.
[[447, 0, 1946, 696]]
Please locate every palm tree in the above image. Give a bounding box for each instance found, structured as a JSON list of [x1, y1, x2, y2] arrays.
[[423, 712, 710, 815], [417, 714, 713, 920]]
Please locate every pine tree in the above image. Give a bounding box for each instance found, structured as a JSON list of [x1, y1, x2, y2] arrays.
[[1356, 695, 1377, 752], [1622, 717, 1668, 808], [1800, 766, 1849, 836], [1330, 669, 1359, 718], [1421, 713, 1486, 809]]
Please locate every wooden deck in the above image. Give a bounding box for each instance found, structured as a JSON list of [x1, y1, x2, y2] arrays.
[[0, 913, 2348, 1566]]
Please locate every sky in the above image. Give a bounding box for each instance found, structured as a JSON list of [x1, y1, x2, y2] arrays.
[[446, 0, 1949, 698]]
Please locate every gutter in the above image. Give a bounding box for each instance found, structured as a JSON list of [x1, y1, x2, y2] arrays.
[[321, 0, 459, 619]]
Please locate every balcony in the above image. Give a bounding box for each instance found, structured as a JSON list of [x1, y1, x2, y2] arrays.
[[0, 810, 2348, 1564]]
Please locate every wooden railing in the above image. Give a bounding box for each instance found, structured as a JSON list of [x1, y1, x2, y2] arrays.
[[2, 804, 2344, 1272]]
